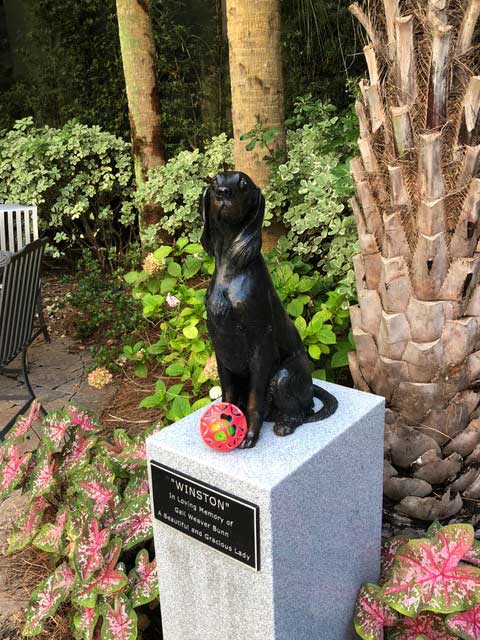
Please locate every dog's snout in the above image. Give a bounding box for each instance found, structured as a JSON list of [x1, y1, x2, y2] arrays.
[[215, 186, 232, 199]]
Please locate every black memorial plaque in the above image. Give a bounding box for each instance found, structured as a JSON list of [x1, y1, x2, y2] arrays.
[[151, 461, 260, 570]]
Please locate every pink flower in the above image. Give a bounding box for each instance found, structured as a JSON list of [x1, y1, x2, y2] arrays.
[[166, 293, 180, 308]]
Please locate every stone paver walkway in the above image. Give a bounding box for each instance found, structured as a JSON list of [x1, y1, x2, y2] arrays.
[[0, 336, 117, 636]]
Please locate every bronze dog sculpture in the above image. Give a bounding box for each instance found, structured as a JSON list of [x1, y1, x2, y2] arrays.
[[201, 171, 338, 448]]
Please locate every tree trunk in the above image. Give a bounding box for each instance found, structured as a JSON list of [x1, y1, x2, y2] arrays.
[[116, 0, 166, 240], [349, 0, 480, 522], [225, 0, 286, 189]]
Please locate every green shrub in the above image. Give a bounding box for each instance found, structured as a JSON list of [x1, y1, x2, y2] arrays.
[[123, 238, 353, 419], [135, 133, 233, 242], [0, 118, 136, 263], [0, 403, 158, 639], [266, 96, 359, 295]]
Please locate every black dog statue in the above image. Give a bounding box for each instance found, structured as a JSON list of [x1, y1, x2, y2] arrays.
[[201, 171, 338, 448]]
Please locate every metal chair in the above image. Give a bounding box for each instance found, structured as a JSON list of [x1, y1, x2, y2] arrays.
[[0, 238, 48, 438], [0, 204, 49, 342]]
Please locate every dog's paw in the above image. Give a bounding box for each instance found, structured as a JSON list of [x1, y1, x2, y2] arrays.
[[240, 430, 258, 448], [274, 422, 297, 437]]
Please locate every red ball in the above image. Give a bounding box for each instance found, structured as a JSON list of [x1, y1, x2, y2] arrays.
[[200, 403, 247, 451]]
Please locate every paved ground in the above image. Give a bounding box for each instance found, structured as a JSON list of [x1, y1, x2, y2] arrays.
[[0, 336, 117, 636]]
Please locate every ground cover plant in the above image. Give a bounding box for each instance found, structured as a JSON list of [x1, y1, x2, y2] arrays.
[[0, 402, 157, 640], [354, 522, 480, 640]]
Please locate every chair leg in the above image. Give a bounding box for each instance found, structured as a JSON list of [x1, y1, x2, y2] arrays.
[[36, 286, 50, 343], [0, 348, 46, 440]]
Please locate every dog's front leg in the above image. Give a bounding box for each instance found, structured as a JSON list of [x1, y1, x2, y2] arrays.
[[241, 340, 273, 449], [217, 359, 238, 405]]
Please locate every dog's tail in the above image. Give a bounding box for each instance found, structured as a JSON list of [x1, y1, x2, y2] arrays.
[[304, 383, 338, 423]]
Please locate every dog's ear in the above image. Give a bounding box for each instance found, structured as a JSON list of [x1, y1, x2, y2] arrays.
[[230, 190, 265, 267], [200, 185, 214, 256]]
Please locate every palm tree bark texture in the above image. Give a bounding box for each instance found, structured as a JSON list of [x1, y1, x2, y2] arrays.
[[349, 0, 480, 521], [225, 0, 286, 189], [116, 0, 166, 236]]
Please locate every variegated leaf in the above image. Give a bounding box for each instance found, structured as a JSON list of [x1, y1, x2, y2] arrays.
[[76, 468, 118, 518], [388, 612, 457, 639], [382, 524, 480, 617], [73, 605, 100, 640], [464, 541, 480, 568], [5, 401, 41, 442], [67, 406, 99, 434], [381, 536, 410, 585], [34, 505, 68, 553], [354, 583, 398, 640], [0, 445, 32, 499], [128, 549, 158, 607], [94, 539, 128, 595], [71, 577, 98, 609], [123, 473, 149, 503], [101, 594, 137, 640], [120, 437, 147, 472], [30, 450, 57, 498], [6, 496, 48, 554], [113, 494, 152, 551], [74, 518, 110, 581], [446, 604, 480, 640], [60, 431, 96, 476], [41, 410, 71, 450], [22, 563, 74, 637]]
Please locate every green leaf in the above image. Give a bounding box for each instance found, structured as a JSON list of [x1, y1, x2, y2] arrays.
[[308, 344, 321, 360], [287, 297, 304, 317], [167, 261, 182, 278], [134, 363, 148, 379], [153, 246, 172, 259], [124, 271, 138, 285], [183, 325, 199, 339], [191, 397, 211, 411], [331, 350, 349, 368], [165, 363, 185, 377], [160, 276, 177, 294], [245, 140, 256, 151], [317, 327, 337, 345], [138, 392, 164, 409]]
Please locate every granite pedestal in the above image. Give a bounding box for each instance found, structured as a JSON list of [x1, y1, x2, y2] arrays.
[[146, 381, 385, 640]]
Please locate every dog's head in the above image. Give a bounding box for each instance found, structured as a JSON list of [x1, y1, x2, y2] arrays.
[[201, 171, 265, 266]]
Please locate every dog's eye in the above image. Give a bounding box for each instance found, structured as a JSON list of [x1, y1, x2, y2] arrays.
[[239, 178, 247, 191]]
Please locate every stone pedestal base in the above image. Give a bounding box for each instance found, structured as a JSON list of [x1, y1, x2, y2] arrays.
[[147, 381, 384, 640]]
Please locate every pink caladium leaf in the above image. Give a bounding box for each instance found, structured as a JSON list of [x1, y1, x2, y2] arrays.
[[446, 603, 480, 640], [5, 401, 41, 442], [101, 593, 137, 640], [113, 494, 153, 551], [60, 431, 96, 476], [22, 563, 74, 637], [71, 577, 98, 609], [389, 612, 457, 639], [354, 583, 398, 640], [34, 505, 68, 553], [6, 496, 48, 554], [0, 445, 32, 499], [73, 606, 100, 640], [41, 410, 71, 450], [67, 406, 100, 434], [464, 541, 480, 568], [94, 539, 128, 595], [76, 468, 118, 518], [128, 549, 158, 607], [120, 436, 147, 472], [74, 518, 110, 581], [381, 536, 410, 585], [123, 474, 149, 503], [30, 450, 57, 498], [382, 524, 480, 617]]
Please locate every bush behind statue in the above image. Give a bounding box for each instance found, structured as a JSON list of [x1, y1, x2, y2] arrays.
[[0, 118, 136, 265]]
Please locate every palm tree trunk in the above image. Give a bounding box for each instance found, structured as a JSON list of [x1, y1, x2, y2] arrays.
[[349, 0, 480, 521], [225, 0, 286, 189], [116, 0, 166, 239]]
